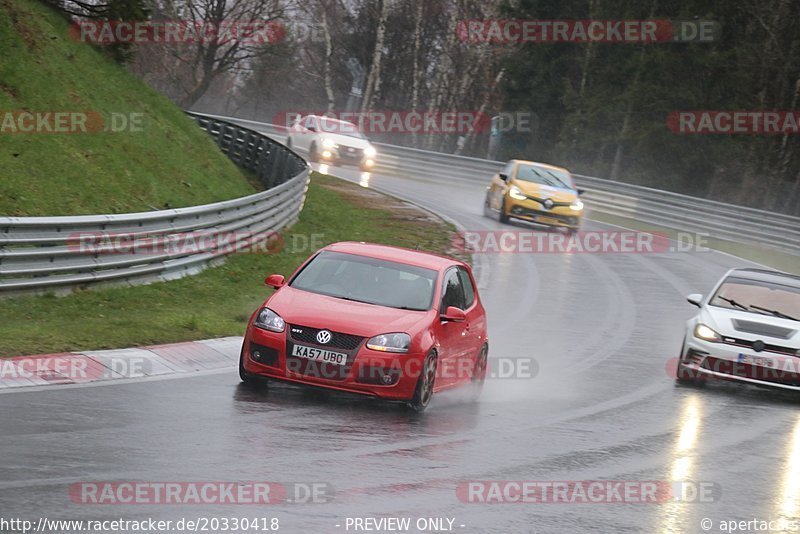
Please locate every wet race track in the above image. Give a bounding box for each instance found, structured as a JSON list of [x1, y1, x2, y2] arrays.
[[2, 159, 800, 534]]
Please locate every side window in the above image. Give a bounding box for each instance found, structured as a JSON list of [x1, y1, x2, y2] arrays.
[[503, 161, 515, 179], [457, 268, 475, 308], [441, 269, 466, 310]]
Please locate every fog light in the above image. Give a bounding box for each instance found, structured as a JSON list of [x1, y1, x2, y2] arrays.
[[252, 350, 261, 361], [322, 150, 332, 158], [381, 374, 394, 385], [364, 159, 375, 167]]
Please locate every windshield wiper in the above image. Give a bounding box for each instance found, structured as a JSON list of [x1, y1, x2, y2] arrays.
[[545, 171, 570, 189], [717, 296, 749, 311], [749, 305, 798, 321], [332, 295, 376, 306]]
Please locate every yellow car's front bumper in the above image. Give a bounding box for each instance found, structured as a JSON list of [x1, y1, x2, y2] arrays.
[[504, 197, 582, 229]]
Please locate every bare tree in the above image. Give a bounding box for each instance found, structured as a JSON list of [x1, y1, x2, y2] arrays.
[[361, 0, 390, 113], [134, 0, 290, 108]]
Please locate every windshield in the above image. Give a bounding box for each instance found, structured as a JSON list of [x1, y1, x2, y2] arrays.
[[515, 164, 575, 190], [710, 277, 800, 321], [319, 118, 365, 139], [289, 251, 437, 311]]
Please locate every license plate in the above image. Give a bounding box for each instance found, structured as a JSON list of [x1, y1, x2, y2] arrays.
[[291, 344, 347, 366], [738, 354, 775, 368]]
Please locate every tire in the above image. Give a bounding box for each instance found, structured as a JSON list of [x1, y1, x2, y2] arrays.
[[468, 345, 488, 402], [499, 197, 510, 223], [239, 346, 266, 387], [674, 338, 702, 386], [408, 351, 438, 412], [308, 142, 319, 162]]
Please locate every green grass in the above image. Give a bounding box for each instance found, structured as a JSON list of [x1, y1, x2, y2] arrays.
[[588, 211, 800, 274], [0, 0, 257, 216], [0, 174, 463, 357]]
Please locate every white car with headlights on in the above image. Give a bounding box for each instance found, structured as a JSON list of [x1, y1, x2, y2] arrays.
[[677, 268, 800, 390], [286, 114, 377, 171]]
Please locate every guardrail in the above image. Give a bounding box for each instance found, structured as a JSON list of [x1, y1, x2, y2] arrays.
[[0, 114, 309, 294], [202, 113, 799, 255]]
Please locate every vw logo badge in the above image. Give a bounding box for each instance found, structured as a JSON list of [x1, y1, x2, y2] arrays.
[[543, 199, 554, 210], [316, 330, 332, 344]]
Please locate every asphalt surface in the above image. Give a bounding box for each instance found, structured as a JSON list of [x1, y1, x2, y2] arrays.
[[2, 157, 800, 534]]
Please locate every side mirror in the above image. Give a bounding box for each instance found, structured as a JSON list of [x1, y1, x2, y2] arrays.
[[265, 274, 285, 289], [577, 188, 585, 196], [307, 125, 317, 132], [441, 306, 466, 322], [686, 293, 703, 308], [498, 173, 508, 182]]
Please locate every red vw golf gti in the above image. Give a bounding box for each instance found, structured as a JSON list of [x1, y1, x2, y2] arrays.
[[239, 242, 488, 411]]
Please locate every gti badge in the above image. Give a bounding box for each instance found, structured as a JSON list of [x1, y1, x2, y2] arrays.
[[316, 330, 332, 344]]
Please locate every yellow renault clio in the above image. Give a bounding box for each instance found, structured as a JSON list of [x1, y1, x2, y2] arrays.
[[483, 160, 584, 234]]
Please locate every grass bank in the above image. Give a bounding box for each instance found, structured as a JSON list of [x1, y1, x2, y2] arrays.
[[0, 174, 464, 356], [0, 0, 256, 216]]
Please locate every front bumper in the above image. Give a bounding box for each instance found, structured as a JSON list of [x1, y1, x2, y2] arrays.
[[505, 197, 581, 229], [679, 336, 800, 391], [242, 326, 422, 400], [320, 146, 375, 169]]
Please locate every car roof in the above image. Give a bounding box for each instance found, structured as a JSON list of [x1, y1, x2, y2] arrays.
[[727, 268, 800, 288], [322, 242, 463, 271], [510, 159, 570, 174]]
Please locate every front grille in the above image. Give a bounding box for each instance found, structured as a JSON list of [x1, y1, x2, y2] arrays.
[[288, 325, 365, 351], [510, 206, 577, 225], [338, 146, 363, 160], [523, 195, 571, 208], [702, 356, 800, 387], [721, 337, 798, 357]]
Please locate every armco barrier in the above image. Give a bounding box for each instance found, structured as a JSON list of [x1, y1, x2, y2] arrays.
[[201, 113, 799, 255], [0, 114, 309, 294]]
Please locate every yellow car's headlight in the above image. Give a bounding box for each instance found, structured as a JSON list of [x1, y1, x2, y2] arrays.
[[570, 199, 584, 211], [509, 185, 527, 200]]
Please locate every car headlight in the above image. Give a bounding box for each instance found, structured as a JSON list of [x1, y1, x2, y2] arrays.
[[694, 323, 721, 342], [254, 308, 285, 333], [366, 333, 411, 353], [570, 199, 584, 211], [364, 146, 377, 158], [322, 138, 337, 149], [509, 185, 527, 200]]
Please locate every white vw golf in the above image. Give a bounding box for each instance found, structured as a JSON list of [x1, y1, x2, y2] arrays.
[[677, 268, 800, 390]]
